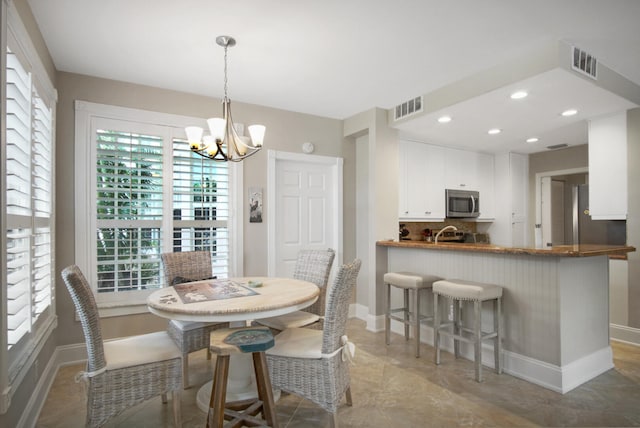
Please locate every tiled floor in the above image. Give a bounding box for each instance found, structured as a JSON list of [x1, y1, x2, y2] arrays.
[[37, 319, 640, 427]]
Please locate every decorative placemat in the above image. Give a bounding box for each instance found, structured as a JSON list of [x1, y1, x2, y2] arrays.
[[174, 279, 259, 304]]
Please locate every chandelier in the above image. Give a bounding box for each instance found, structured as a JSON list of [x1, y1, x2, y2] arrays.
[[185, 35, 265, 162]]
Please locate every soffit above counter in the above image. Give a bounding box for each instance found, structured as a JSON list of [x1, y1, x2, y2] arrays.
[[389, 41, 640, 155]]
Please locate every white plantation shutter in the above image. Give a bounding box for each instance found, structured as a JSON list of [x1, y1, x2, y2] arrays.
[[95, 129, 164, 294], [3, 4, 57, 411], [172, 139, 230, 278], [5, 47, 55, 351]]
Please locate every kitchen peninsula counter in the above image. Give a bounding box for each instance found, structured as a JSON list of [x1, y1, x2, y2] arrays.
[[376, 240, 635, 394], [377, 240, 635, 257]]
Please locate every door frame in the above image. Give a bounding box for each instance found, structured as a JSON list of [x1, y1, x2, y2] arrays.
[[267, 150, 344, 277], [535, 167, 588, 244]]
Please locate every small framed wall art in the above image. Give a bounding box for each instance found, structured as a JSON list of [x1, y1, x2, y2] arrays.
[[249, 187, 263, 223]]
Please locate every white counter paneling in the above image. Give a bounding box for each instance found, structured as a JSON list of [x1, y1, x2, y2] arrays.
[[385, 246, 611, 393]]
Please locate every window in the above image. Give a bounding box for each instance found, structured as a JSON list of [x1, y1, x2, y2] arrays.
[[1, 2, 57, 413], [75, 102, 242, 315]]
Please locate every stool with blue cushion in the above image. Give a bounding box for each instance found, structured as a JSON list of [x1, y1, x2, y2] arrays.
[[207, 326, 278, 428]]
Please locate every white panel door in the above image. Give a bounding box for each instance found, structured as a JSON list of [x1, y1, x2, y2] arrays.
[[268, 151, 342, 279]]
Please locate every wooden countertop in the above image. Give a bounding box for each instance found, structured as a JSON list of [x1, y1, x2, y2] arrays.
[[376, 240, 635, 258]]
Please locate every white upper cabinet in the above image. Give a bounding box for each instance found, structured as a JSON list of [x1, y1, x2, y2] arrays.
[[445, 149, 478, 190], [588, 112, 628, 220], [399, 140, 495, 221], [399, 140, 446, 220]]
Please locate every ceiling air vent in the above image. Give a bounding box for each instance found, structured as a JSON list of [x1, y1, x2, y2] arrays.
[[394, 96, 423, 121], [546, 143, 569, 150], [571, 46, 597, 80]]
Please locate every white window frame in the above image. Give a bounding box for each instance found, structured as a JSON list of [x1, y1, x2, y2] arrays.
[[1, 1, 58, 414], [74, 101, 244, 317]]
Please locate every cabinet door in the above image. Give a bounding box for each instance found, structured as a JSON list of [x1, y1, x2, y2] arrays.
[[588, 112, 627, 220], [445, 148, 478, 190], [399, 141, 445, 220]]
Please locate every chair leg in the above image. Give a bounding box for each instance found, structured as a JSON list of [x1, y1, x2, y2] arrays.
[[182, 352, 190, 389], [345, 386, 353, 406], [434, 293, 440, 365], [385, 282, 391, 345], [252, 352, 278, 428], [162, 393, 168, 404], [331, 411, 339, 428], [474, 300, 482, 382], [403, 289, 410, 340], [414, 289, 421, 358], [172, 390, 182, 428], [207, 354, 230, 428]]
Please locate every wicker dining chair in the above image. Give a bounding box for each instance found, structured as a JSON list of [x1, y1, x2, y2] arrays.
[[266, 258, 361, 428], [257, 248, 335, 331], [161, 251, 227, 389], [61, 265, 182, 428]]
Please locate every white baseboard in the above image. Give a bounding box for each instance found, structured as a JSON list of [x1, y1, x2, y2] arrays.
[[17, 343, 87, 428], [373, 316, 613, 394], [610, 323, 640, 346]]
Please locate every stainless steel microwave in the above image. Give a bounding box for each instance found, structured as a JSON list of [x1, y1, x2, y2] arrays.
[[446, 189, 480, 218]]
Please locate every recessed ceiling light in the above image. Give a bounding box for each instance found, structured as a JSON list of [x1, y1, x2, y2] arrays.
[[437, 115, 452, 123], [561, 109, 578, 117], [488, 128, 501, 135], [526, 137, 539, 143], [510, 91, 528, 99]]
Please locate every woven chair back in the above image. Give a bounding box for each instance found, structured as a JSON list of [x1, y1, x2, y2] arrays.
[[61, 265, 106, 373], [161, 251, 213, 286], [293, 248, 335, 316], [321, 259, 361, 355]]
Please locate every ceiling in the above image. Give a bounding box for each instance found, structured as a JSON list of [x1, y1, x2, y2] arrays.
[[27, 0, 640, 154]]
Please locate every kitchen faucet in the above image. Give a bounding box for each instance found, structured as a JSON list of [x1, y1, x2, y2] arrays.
[[435, 225, 458, 244]]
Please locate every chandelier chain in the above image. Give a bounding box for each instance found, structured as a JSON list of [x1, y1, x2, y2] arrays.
[[223, 45, 229, 100]]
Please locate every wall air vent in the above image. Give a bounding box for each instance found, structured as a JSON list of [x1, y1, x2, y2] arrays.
[[546, 143, 569, 150], [571, 46, 597, 80], [394, 96, 423, 121]]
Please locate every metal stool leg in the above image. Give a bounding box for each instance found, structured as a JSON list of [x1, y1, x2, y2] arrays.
[[385, 282, 391, 345], [414, 288, 421, 357], [403, 289, 410, 340], [495, 297, 503, 374], [453, 298, 461, 359], [434, 292, 441, 365], [474, 300, 483, 382]]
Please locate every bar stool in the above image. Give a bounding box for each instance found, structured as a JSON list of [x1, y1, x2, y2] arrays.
[[384, 272, 441, 357], [433, 279, 503, 382], [207, 326, 278, 428]]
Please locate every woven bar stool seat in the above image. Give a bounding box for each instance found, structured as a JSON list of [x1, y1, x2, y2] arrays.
[[433, 279, 503, 382], [207, 326, 278, 428], [384, 272, 441, 357]]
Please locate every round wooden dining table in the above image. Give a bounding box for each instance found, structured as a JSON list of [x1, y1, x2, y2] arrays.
[[147, 276, 319, 412]]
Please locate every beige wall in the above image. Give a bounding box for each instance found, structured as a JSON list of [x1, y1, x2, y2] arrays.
[[626, 109, 640, 328], [54, 72, 350, 346]]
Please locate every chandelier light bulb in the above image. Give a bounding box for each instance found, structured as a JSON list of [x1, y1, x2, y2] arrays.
[[185, 126, 204, 149], [248, 125, 266, 147], [207, 118, 226, 141]]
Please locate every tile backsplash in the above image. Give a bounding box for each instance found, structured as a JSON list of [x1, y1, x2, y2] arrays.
[[399, 221, 477, 241]]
